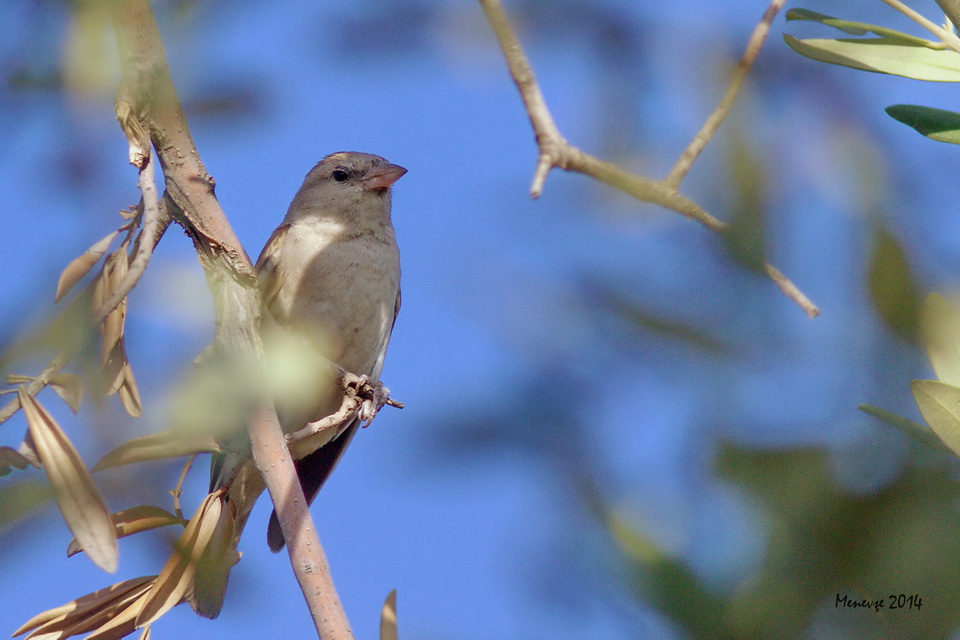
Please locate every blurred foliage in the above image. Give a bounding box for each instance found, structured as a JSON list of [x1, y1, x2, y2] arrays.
[[4, 1, 960, 639], [867, 225, 923, 345]]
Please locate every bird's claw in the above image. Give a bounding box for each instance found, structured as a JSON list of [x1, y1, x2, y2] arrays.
[[344, 374, 392, 428]]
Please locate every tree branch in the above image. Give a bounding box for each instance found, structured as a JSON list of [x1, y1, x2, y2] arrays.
[[478, 0, 820, 318], [109, 1, 350, 637], [665, 0, 787, 188]]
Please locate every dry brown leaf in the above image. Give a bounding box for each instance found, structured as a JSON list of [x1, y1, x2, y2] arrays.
[[29, 583, 149, 640], [0, 445, 37, 476], [13, 576, 153, 637], [138, 625, 151, 640], [55, 230, 120, 303], [380, 589, 398, 640], [93, 245, 141, 418], [49, 578, 155, 640], [136, 491, 223, 627], [96, 245, 129, 363], [6, 373, 83, 414], [93, 431, 220, 472], [71, 587, 150, 640], [18, 433, 41, 467], [68, 505, 185, 557], [50, 373, 84, 413], [18, 388, 119, 573], [117, 363, 142, 418]]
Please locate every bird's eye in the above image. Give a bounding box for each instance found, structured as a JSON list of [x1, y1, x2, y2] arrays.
[[331, 169, 350, 182]]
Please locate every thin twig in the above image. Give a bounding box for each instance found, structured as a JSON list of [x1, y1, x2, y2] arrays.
[[882, 0, 960, 51], [479, 0, 567, 198], [665, 0, 787, 188], [478, 0, 820, 318], [93, 157, 166, 325], [0, 354, 69, 425], [170, 453, 196, 522]]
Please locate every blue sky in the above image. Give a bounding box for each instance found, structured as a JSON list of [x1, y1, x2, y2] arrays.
[[5, 1, 960, 639]]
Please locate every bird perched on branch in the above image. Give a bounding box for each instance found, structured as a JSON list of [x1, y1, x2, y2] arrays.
[[191, 151, 405, 618], [13, 154, 406, 637]]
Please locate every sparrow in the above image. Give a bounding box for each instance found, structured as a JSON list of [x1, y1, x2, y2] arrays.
[[189, 151, 405, 618]]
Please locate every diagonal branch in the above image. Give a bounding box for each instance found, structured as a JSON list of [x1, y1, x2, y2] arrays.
[[478, 0, 820, 318], [109, 2, 350, 638], [665, 0, 787, 188]]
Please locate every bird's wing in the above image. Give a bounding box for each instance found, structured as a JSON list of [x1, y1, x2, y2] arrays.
[[266, 285, 401, 552], [255, 223, 292, 314]]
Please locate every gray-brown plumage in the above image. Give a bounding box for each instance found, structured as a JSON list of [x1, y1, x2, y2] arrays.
[[189, 152, 404, 618]]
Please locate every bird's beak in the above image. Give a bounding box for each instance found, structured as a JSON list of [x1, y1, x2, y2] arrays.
[[362, 163, 407, 191]]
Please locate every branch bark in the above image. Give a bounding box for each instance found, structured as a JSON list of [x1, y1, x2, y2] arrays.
[[479, 0, 820, 318], [110, 2, 350, 637]]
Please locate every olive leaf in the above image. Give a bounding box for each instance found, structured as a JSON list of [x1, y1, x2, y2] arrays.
[[18, 388, 118, 573], [785, 9, 940, 46], [783, 35, 960, 82], [911, 379, 960, 457], [859, 403, 953, 454], [68, 505, 185, 557], [93, 431, 220, 472], [12, 576, 155, 638], [55, 229, 121, 303], [136, 491, 223, 627], [920, 293, 960, 386], [886, 104, 960, 145], [380, 590, 398, 640]]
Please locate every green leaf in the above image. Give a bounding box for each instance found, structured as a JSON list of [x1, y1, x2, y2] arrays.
[[783, 35, 960, 82], [867, 225, 922, 344], [921, 293, 960, 386], [785, 8, 937, 46], [911, 380, 960, 457], [859, 403, 953, 454], [886, 104, 960, 144]]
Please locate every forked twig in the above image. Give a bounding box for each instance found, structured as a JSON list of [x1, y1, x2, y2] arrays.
[[478, 0, 820, 318], [666, 0, 787, 187]]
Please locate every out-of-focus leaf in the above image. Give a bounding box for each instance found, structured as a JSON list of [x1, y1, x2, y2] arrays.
[[912, 379, 960, 457], [867, 225, 922, 343], [96, 246, 128, 388], [0, 481, 52, 532], [55, 230, 120, 303], [722, 128, 766, 272], [785, 9, 937, 45], [68, 506, 185, 557], [13, 576, 154, 639], [92, 242, 142, 418], [0, 446, 37, 476], [921, 293, 960, 386], [607, 509, 668, 564], [6, 373, 84, 413], [859, 403, 954, 454], [139, 625, 152, 640], [380, 590, 398, 640], [886, 104, 960, 145], [62, 0, 116, 98], [117, 364, 142, 418], [93, 431, 220, 472], [51, 373, 85, 413], [590, 284, 729, 355], [783, 35, 960, 82], [136, 491, 222, 627], [18, 388, 118, 573], [605, 506, 726, 638], [718, 444, 960, 639]]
